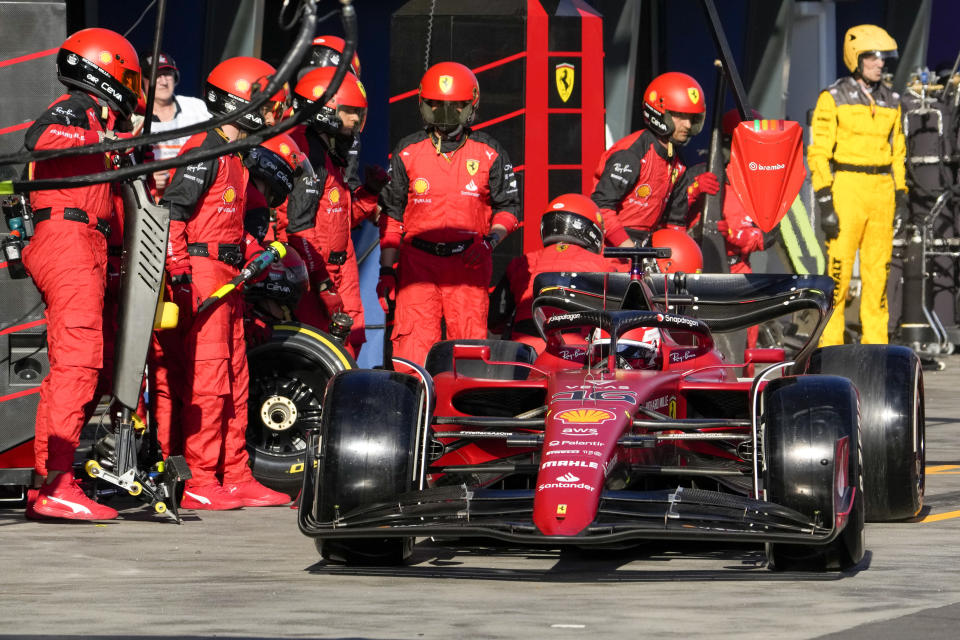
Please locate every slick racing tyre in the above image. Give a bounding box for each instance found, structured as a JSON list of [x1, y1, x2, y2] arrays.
[[246, 323, 355, 495], [807, 345, 924, 521], [425, 339, 537, 380], [315, 369, 424, 565], [763, 375, 865, 572]]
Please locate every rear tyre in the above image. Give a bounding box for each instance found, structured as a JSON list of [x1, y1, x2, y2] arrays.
[[246, 323, 355, 495], [316, 369, 423, 565], [424, 339, 537, 380], [764, 375, 865, 571], [807, 345, 924, 520]]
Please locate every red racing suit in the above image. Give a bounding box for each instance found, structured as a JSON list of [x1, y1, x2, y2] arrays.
[[489, 243, 622, 352], [159, 129, 263, 487], [285, 126, 364, 355], [590, 129, 689, 245], [21, 91, 125, 476], [380, 128, 520, 364]]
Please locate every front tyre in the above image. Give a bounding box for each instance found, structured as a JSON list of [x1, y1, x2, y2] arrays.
[[315, 369, 424, 565], [764, 375, 865, 572]]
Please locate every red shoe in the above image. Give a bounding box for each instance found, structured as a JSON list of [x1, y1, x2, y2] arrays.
[[181, 483, 244, 510], [32, 474, 118, 521], [222, 480, 291, 507], [24, 488, 50, 521]]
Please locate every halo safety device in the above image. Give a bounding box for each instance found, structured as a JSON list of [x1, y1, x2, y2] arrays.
[[642, 72, 706, 140], [418, 61, 479, 132], [539, 193, 605, 254], [57, 27, 142, 118]]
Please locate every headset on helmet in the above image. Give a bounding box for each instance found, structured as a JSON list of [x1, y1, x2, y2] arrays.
[[205, 56, 283, 132], [57, 28, 142, 118], [304, 36, 361, 78], [843, 25, 898, 75], [539, 193, 605, 254], [418, 61, 479, 133], [642, 72, 706, 142], [245, 244, 309, 309], [244, 133, 301, 207], [651, 227, 703, 274], [293, 66, 368, 136]]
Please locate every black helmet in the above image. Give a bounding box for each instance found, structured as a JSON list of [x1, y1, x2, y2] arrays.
[[539, 193, 605, 254]]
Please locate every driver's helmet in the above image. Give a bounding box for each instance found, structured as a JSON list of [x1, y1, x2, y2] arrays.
[[589, 327, 661, 369], [245, 244, 308, 308]]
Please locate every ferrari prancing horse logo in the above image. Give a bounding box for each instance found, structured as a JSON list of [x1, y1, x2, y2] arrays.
[[466, 159, 479, 176], [555, 62, 575, 103], [688, 87, 700, 104], [438, 75, 454, 94]]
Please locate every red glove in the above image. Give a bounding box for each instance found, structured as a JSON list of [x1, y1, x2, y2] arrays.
[[377, 267, 397, 312], [735, 227, 765, 253], [716, 219, 730, 235], [687, 172, 720, 205], [462, 235, 494, 269], [312, 276, 344, 317]]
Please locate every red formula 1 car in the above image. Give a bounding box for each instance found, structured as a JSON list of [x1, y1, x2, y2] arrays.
[[298, 254, 925, 570]]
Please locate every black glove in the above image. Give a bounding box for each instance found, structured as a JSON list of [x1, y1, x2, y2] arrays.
[[362, 165, 390, 195], [169, 273, 198, 318], [894, 190, 909, 230], [816, 187, 839, 241]]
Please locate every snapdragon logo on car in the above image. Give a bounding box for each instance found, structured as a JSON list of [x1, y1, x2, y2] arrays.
[[748, 161, 786, 171]]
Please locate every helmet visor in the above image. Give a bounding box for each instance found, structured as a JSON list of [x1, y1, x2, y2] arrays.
[[120, 68, 141, 97], [667, 110, 706, 137], [420, 98, 474, 129]]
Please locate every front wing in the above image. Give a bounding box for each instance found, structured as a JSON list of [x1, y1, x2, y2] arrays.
[[298, 483, 846, 547]]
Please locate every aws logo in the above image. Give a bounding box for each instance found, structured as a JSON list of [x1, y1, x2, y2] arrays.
[[413, 177, 430, 195], [556, 409, 615, 425]]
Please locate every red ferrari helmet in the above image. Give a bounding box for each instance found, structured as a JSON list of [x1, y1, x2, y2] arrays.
[[540, 193, 605, 254], [205, 57, 284, 132], [57, 28, 142, 118], [651, 227, 703, 274], [244, 133, 301, 207], [642, 72, 706, 141], [306, 36, 361, 78], [245, 244, 309, 308], [418, 61, 479, 132], [293, 66, 368, 135]]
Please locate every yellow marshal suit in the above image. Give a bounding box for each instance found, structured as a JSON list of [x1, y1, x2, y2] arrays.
[[808, 76, 906, 345]]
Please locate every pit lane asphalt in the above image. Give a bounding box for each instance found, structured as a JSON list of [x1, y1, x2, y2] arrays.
[[3, 357, 960, 640]]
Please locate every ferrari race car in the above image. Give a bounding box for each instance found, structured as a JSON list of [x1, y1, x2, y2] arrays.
[[298, 257, 925, 571]]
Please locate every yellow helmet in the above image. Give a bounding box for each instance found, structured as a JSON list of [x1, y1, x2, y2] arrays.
[[843, 25, 898, 73]]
